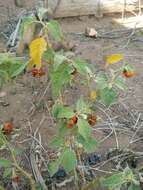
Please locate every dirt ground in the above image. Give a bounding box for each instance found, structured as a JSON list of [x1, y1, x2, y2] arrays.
[[0, 13, 143, 189]]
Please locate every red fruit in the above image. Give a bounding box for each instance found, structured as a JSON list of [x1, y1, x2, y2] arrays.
[[67, 115, 78, 129], [88, 114, 97, 127], [3, 122, 13, 135], [123, 70, 135, 78], [32, 68, 45, 77], [71, 115, 78, 124], [32, 68, 39, 77]]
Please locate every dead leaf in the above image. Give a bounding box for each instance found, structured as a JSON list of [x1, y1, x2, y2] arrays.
[[106, 54, 124, 65], [29, 37, 47, 69]]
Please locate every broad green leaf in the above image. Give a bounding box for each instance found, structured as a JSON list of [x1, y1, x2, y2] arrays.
[[60, 148, 77, 173], [128, 184, 141, 190], [123, 167, 134, 182], [57, 106, 74, 119], [20, 16, 36, 39], [54, 54, 67, 70], [106, 54, 124, 65], [76, 97, 91, 114], [47, 20, 63, 41], [51, 63, 73, 97], [52, 103, 63, 118], [43, 48, 55, 64], [100, 87, 117, 106], [3, 168, 12, 177], [58, 122, 68, 137], [73, 58, 91, 75], [10, 61, 29, 78], [51, 136, 65, 148], [77, 135, 98, 153], [101, 172, 125, 188], [115, 76, 128, 91], [96, 72, 109, 90], [0, 159, 12, 167], [49, 160, 60, 176], [77, 118, 91, 141]]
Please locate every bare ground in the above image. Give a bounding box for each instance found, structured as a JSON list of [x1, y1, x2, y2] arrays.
[[0, 13, 143, 189]]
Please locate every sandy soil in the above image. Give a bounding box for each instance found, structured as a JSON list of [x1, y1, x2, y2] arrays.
[[0, 13, 143, 189]]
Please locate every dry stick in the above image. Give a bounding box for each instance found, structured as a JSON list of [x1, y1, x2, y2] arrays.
[[129, 123, 143, 144], [77, 150, 86, 184], [30, 141, 48, 190], [45, 102, 55, 127], [29, 121, 48, 190], [97, 105, 119, 149], [29, 81, 51, 115], [1, 134, 36, 190], [133, 113, 141, 129]]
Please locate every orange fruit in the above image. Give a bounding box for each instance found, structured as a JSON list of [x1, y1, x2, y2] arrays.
[[67, 115, 78, 129], [123, 70, 135, 78], [3, 122, 13, 135], [87, 114, 97, 127], [32, 68, 45, 77]]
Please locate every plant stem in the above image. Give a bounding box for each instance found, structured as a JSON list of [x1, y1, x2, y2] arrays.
[[1, 134, 36, 190]]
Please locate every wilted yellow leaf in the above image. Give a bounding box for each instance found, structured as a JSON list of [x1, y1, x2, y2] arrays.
[[29, 37, 47, 69], [90, 90, 97, 101], [106, 54, 124, 65]]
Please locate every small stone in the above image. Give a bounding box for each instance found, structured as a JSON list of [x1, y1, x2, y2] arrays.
[[85, 27, 98, 38], [0, 92, 7, 98]]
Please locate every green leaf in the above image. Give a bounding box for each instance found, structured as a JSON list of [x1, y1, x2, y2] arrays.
[[3, 168, 12, 177], [128, 184, 141, 190], [52, 103, 63, 118], [73, 58, 90, 75], [51, 136, 65, 148], [20, 16, 36, 39], [47, 20, 63, 41], [101, 172, 125, 188], [43, 48, 55, 63], [51, 63, 73, 97], [76, 97, 91, 114], [58, 122, 68, 137], [10, 61, 29, 78], [54, 54, 67, 71], [77, 135, 98, 153], [123, 167, 134, 181], [115, 76, 128, 91], [57, 106, 74, 119], [77, 118, 91, 141], [96, 72, 109, 90], [100, 87, 117, 106], [0, 159, 12, 167], [49, 160, 60, 176], [0, 185, 5, 190], [60, 148, 77, 173]]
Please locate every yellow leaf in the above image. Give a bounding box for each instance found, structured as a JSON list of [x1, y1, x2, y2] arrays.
[[90, 90, 97, 101], [106, 54, 124, 65], [29, 37, 47, 69]]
